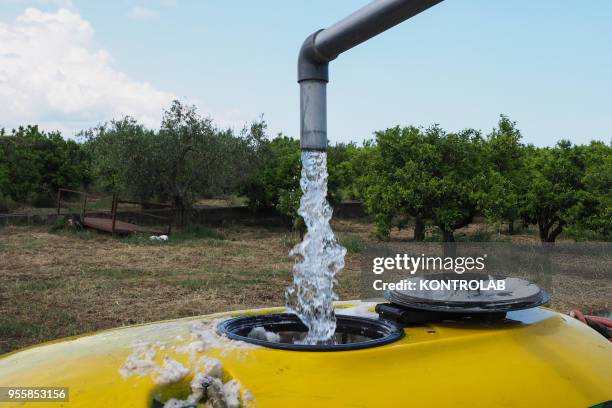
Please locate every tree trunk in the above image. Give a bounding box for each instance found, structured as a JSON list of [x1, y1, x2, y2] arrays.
[[174, 195, 191, 227], [538, 223, 549, 242], [174, 196, 183, 226], [548, 222, 564, 243], [507, 220, 514, 235], [441, 228, 457, 258], [413, 216, 425, 241], [538, 220, 563, 243]]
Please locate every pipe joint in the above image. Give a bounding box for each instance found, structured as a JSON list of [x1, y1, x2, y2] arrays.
[[297, 30, 331, 83]]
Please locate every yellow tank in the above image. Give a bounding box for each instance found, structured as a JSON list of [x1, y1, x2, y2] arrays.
[[0, 301, 610, 407]]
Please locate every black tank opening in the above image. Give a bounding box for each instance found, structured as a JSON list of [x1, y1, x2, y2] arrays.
[[217, 313, 404, 351]]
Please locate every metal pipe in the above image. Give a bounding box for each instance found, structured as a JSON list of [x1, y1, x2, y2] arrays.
[[300, 80, 327, 151], [298, 0, 443, 150]]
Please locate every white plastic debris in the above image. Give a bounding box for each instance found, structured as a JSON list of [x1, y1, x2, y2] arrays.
[[222, 379, 242, 408], [242, 389, 255, 407], [121, 318, 257, 407], [188, 319, 259, 353], [186, 372, 210, 404], [194, 356, 224, 379], [149, 235, 169, 242], [202, 376, 226, 408], [247, 326, 281, 342], [119, 341, 159, 378], [175, 341, 205, 362], [162, 398, 188, 408], [153, 357, 190, 385]]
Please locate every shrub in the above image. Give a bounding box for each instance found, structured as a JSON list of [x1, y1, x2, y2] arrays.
[[340, 234, 365, 254], [48, 216, 67, 232], [0, 195, 16, 213]]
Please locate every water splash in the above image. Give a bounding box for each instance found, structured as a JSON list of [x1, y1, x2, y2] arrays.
[[285, 151, 347, 344]]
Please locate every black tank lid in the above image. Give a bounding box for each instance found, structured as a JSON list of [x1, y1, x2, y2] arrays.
[[383, 273, 550, 314]]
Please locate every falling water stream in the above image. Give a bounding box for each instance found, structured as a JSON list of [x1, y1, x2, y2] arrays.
[[285, 151, 347, 344]]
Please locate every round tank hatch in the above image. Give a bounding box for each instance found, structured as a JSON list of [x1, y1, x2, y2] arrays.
[[384, 273, 550, 313], [217, 313, 404, 351]]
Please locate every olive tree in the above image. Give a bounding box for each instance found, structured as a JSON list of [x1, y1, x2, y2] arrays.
[[83, 100, 261, 211], [81, 117, 158, 199]]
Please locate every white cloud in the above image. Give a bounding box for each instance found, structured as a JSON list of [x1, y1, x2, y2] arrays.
[[0, 8, 175, 135], [129, 6, 159, 21]]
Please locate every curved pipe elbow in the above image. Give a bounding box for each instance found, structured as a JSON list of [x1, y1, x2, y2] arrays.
[[297, 30, 331, 83]]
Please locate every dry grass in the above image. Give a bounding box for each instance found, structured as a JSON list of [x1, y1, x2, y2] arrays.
[[0, 220, 608, 354], [193, 196, 246, 208], [0, 223, 360, 353]]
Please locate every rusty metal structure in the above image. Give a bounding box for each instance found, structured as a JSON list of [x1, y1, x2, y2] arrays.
[[56, 188, 173, 235]]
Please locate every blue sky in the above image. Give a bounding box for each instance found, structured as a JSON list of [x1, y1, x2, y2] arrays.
[[0, 0, 610, 146]]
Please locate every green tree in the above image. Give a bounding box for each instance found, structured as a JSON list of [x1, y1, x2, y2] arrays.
[[155, 101, 261, 209], [327, 143, 359, 203], [241, 136, 356, 231], [0, 135, 10, 194], [83, 100, 260, 211], [520, 141, 587, 243], [82, 117, 157, 198], [0, 126, 90, 204], [0, 136, 10, 211], [39, 131, 91, 201], [429, 127, 485, 241], [361, 126, 429, 240], [1, 126, 43, 202], [565, 141, 612, 240], [362, 125, 485, 242], [242, 135, 301, 226], [477, 115, 527, 234], [156, 101, 221, 209]]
